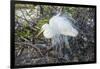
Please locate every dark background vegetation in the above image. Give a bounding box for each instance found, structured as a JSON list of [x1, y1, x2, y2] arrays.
[[14, 4, 96, 66]]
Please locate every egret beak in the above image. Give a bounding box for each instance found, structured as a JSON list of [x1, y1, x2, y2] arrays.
[[36, 29, 44, 38]]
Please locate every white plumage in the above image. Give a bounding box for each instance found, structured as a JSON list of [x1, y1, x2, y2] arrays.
[[41, 13, 78, 38], [41, 24, 54, 38]]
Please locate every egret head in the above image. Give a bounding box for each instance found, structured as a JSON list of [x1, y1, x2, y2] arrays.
[[41, 24, 49, 31], [42, 24, 54, 38], [36, 24, 49, 38], [36, 24, 54, 38]]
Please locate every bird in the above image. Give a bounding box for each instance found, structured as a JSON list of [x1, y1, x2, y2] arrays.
[[36, 12, 79, 58], [36, 12, 78, 38]]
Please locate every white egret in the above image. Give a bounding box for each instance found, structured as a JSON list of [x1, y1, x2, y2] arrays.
[[37, 13, 78, 38], [36, 12, 78, 59]]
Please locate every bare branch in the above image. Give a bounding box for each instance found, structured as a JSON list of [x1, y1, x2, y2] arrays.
[[15, 42, 44, 57]]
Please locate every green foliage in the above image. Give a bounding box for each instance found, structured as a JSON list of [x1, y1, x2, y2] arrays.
[[36, 18, 49, 28], [15, 4, 95, 42], [15, 4, 95, 65], [64, 7, 77, 16], [15, 4, 35, 9], [15, 25, 32, 40]]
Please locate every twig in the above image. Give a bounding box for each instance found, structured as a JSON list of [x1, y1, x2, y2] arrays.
[[24, 5, 35, 21], [20, 8, 30, 23], [15, 42, 44, 57], [17, 47, 24, 57]]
